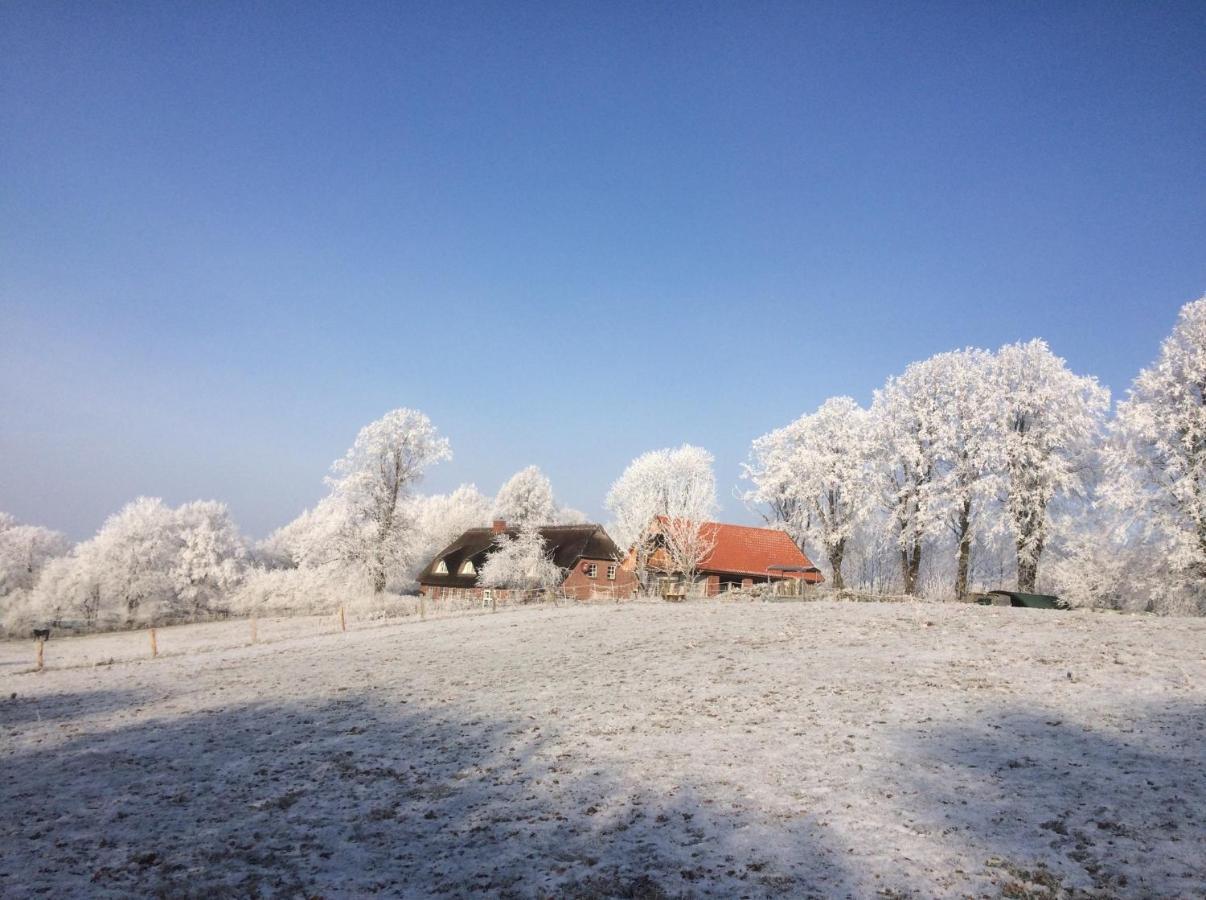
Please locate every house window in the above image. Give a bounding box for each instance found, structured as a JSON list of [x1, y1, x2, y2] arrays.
[[434, 559, 448, 575], [459, 560, 476, 576], [584, 563, 598, 578], [607, 564, 617, 580]]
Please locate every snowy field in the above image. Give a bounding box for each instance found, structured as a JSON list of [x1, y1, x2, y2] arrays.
[[1, 600, 1203, 898]]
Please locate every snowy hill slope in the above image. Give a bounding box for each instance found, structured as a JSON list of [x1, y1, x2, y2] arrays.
[[2, 601, 1203, 897]]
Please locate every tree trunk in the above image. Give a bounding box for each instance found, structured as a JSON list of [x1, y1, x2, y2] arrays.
[[371, 551, 387, 594], [954, 499, 972, 600], [829, 541, 845, 590], [1015, 504, 1045, 593], [900, 540, 922, 595], [1016, 536, 1043, 593], [1016, 556, 1037, 593]]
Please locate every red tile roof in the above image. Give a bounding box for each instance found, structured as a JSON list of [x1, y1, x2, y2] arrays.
[[652, 517, 823, 582]]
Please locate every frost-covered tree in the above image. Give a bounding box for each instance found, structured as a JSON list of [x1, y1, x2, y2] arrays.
[[867, 350, 1005, 598], [993, 340, 1109, 591], [870, 358, 951, 594], [840, 513, 899, 594], [605, 444, 717, 589], [605, 451, 666, 585], [553, 506, 589, 525], [924, 349, 1004, 599], [0, 514, 71, 598], [744, 398, 874, 589], [259, 496, 349, 571], [18, 553, 100, 629], [14, 497, 250, 630], [326, 409, 451, 593], [1101, 296, 1206, 612], [492, 466, 557, 527], [476, 522, 562, 593], [656, 446, 719, 589], [171, 501, 247, 617], [1045, 514, 1135, 611], [81, 497, 179, 624]]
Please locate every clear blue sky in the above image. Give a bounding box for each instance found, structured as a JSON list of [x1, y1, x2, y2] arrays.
[[2, 1, 1203, 540]]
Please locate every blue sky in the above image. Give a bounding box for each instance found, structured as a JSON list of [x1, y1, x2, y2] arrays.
[[2, 1, 1203, 540]]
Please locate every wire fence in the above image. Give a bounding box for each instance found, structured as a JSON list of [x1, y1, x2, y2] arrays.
[[1, 579, 916, 676], [0, 589, 648, 675]]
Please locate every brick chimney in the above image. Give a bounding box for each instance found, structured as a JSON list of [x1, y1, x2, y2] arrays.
[[492, 518, 507, 534]]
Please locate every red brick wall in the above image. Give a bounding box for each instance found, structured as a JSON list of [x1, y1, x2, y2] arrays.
[[561, 558, 637, 600]]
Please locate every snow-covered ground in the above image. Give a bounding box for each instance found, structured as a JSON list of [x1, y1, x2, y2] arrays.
[[1, 600, 1202, 898]]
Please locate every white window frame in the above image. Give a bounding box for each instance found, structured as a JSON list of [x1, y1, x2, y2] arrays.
[[584, 563, 598, 578], [434, 559, 448, 575], [607, 564, 617, 580], [459, 560, 476, 576]]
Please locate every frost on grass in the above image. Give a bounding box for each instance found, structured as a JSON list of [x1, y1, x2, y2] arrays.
[[1, 601, 1203, 898]]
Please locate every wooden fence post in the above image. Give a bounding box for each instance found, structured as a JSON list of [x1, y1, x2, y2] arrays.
[[420, 594, 426, 620], [149, 628, 158, 658], [339, 606, 347, 632], [250, 618, 258, 645], [35, 639, 44, 671], [491, 592, 497, 613]]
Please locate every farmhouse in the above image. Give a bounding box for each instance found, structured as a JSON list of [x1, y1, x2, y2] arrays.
[[417, 520, 637, 601], [634, 519, 824, 596]]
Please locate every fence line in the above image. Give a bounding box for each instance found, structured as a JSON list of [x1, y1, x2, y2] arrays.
[[5, 581, 848, 676], [4, 591, 647, 675]]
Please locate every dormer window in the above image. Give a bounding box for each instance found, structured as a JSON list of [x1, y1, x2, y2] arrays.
[[434, 559, 449, 575], [459, 560, 476, 576]]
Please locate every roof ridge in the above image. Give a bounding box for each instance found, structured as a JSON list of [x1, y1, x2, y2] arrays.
[[462, 522, 601, 530], [704, 520, 791, 533]]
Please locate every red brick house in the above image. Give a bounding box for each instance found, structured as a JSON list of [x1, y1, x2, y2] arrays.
[[417, 520, 637, 601], [629, 519, 824, 596]]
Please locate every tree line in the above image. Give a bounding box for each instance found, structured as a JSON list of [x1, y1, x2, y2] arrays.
[[743, 298, 1204, 614], [1, 296, 1202, 630]]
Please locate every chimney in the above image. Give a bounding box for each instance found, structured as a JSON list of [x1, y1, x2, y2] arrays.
[[492, 518, 507, 534]]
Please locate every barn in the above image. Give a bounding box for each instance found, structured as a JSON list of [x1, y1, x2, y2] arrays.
[[634, 519, 824, 596], [417, 520, 637, 601]]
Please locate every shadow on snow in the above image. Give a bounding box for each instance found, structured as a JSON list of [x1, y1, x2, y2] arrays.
[[0, 691, 853, 899], [889, 701, 1205, 896]]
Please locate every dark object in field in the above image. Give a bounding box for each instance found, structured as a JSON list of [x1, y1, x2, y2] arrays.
[[32, 628, 50, 641], [975, 591, 1064, 610]]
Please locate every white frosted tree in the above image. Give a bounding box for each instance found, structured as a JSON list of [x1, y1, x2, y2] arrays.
[[0, 514, 71, 599], [493, 466, 557, 527], [912, 349, 1006, 599], [993, 340, 1109, 592], [656, 445, 719, 590], [553, 506, 589, 525], [744, 397, 874, 590], [25, 554, 92, 627], [1101, 296, 1206, 613], [326, 409, 451, 593], [932, 349, 1004, 599], [605, 444, 718, 590], [82, 497, 180, 625], [605, 451, 667, 586], [476, 522, 562, 594], [171, 500, 248, 617], [870, 358, 952, 594], [259, 496, 349, 571]]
